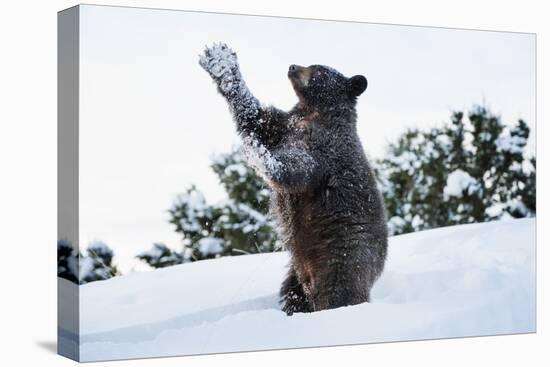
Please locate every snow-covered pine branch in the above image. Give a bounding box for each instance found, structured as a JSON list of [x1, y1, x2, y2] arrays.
[[374, 105, 535, 235]]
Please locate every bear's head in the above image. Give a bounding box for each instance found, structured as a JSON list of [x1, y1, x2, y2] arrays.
[[288, 64, 367, 108]]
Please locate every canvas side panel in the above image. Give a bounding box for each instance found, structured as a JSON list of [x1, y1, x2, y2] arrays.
[[57, 5, 80, 362]]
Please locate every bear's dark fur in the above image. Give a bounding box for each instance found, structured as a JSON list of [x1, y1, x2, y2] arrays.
[[200, 43, 388, 315]]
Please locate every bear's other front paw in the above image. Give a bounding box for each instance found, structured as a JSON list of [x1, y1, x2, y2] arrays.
[[199, 43, 240, 93], [281, 290, 313, 316]]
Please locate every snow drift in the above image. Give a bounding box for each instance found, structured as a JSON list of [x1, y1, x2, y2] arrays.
[[62, 218, 535, 362]]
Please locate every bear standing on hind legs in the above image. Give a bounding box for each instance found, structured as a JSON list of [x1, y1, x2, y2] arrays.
[[199, 43, 388, 315]]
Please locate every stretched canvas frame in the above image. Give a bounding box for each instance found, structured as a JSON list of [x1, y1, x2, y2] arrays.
[[58, 4, 536, 362]]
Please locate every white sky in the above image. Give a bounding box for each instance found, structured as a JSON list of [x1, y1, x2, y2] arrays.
[[78, 5, 535, 272]]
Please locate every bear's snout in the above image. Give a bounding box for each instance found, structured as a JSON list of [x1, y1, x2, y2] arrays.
[[288, 64, 311, 91], [288, 64, 303, 77]]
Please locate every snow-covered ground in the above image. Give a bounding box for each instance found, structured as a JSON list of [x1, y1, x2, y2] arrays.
[[61, 218, 535, 362]]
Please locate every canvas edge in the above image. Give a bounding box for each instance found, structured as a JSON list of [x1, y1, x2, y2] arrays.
[[57, 4, 81, 362]]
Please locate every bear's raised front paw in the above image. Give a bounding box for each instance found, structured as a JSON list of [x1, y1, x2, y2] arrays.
[[199, 43, 239, 84]]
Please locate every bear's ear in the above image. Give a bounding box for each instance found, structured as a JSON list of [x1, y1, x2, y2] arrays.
[[349, 75, 368, 97]]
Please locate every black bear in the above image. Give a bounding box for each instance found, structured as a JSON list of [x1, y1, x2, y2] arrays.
[[199, 43, 387, 315]]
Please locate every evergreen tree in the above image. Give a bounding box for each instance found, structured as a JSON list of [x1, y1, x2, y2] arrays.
[[136, 243, 183, 268], [80, 241, 120, 284], [138, 105, 536, 268], [57, 239, 78, 283], [58, 240, 120, 284], [375, 106, 535, 235], [139, 148, 279, 268]]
